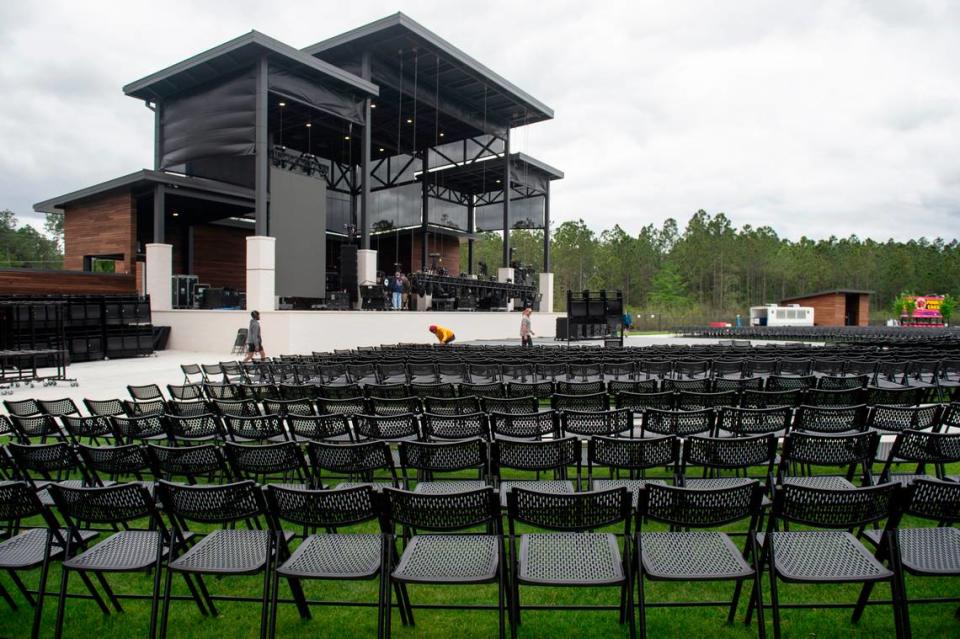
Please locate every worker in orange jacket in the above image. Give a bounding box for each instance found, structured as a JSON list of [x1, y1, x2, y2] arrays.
[[428, 324, 456, 345]]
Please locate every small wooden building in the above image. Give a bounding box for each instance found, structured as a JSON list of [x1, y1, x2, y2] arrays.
[[779, 289, 872, 327]]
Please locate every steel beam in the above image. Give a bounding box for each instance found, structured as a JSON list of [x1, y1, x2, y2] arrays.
[[502, 131, 510, 267], [254, 56, 269, 236]]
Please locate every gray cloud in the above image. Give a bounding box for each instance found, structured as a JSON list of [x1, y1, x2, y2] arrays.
[[3, 0, 959, 243]]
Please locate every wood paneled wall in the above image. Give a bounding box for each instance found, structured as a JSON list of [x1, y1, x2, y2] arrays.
[[0, 269, 136, 294], [63, 190, 136, 273]]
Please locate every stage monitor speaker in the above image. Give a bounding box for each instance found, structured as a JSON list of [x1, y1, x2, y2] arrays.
[[340, 245, 358, 303]]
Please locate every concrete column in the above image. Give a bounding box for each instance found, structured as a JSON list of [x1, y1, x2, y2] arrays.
[[145, 243, 173, 311], [246, 236, 276, 311], [357, 248, 378, 285], [538, 272, 555, 313]]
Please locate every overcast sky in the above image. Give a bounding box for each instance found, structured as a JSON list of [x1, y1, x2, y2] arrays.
[[2, 0, 959, 241]]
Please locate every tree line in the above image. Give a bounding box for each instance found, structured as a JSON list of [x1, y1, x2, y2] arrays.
[[462, 210, 960, 325], [0, 210, 62, 270]]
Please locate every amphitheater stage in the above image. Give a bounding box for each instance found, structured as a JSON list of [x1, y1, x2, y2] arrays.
[[152, 310, 564, 354]]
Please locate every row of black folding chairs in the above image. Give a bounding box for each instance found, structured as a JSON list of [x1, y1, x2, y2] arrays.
[[2, 472, 955, 638]]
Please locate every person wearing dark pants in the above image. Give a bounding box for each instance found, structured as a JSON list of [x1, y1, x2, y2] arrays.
[[520, 307, 535, 347], [243, 310, 266, 361]]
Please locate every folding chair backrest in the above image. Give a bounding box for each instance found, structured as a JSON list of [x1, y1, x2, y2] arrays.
[[507, 487, 630, 532], [266, 484, 378, 529], [286, 413, 352, 442], [488, 410, 557, 439], [158, 480, 266, 526], [354, 413, 419, 441], [900, 478, 960, 523], [771, 482, 898, 529], [381, 487, 498, 532], [421, 412, 488, 441], [587, 435, 679, 473], [560, 408, 633, 438], [638, 481, 762, 528]]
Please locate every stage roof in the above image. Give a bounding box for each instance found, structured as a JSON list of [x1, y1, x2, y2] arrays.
[[304, 13, 553, 132], [418, 152, 563, 196], [34, 170, 255, 214], [124, 31, 378, 102]]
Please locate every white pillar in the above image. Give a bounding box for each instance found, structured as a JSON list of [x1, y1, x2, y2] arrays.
[[145, 243, 172, 311], [538, 272, 555, 313], [357, 249, 378, 285], [246, 236, 276, 311]]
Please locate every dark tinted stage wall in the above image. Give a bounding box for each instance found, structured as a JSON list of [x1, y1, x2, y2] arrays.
[[270, 168, 327, 298]]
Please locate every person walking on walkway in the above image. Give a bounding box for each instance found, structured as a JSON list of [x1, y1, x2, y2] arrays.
[[243, 310, 266, 361], [520, 307, 535, 347]]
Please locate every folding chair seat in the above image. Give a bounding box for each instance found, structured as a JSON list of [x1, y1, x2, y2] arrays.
[[776, 430, 879, 490], [507, 487, 635, 638], [749, 482, 905, 638], [382, 487, 506, 638], [399, 438, 489, 494], [492, 437, 579, 507], [482, 395, 538, 415], [48, 483, 172, 638], [424, 395, 481, 416], [640, 408, 713, 439], [0, 482, 99, 638], [226, 441, 313, 490], [637, 482, 765, 639], [587, 435, 679, 507], [286, 413, 353, 443], [421, 412, 489, 441], [488, 410, 558, 440], [365, 396, 422, 416], [792, 404, 868, 434], [555, 380, 605, 395], [264, 485, 384, 638], [507, 380, 554, 399], [306, 440, 399, 492], [459, 382, 505, 399], [157, 481, 280, 639]]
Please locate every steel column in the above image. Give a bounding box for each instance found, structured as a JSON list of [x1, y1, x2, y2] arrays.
[[254, 56, 269, 236], [502, 131, 511, 267], [153, 102, 162, 170], [152, 184, 165, 244], [543, 184, 551, 272], [421, 149, 429, 271], [360, 52, 372, 250], [467, 197, 475, 274]]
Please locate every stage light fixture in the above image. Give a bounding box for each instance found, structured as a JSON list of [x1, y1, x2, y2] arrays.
[[379, 148, 385, 152], [439, 132, 445, 137], [344, 135, 350, 140], [370, 103, 376, 108], [278, 101, 286, 107], [172, 211, 179, 217], [305, 123, 312, 128], [407, 118, 413, 124]]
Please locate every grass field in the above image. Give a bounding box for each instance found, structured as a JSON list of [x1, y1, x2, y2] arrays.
[[2, 455, 958, 639]]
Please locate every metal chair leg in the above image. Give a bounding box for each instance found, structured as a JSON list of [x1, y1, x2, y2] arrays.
[[94, 571, 123, 612], [0, 581, 16, 610], [158, 563, 174, 639], [32, 534, 53, 639], [53, 566, 70, 639], [9, 569, 35, 607]]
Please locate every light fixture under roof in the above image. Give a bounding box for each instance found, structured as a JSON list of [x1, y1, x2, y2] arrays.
[[496, 179, 501, 184], [370, 103, 376, 108], [171, 211, 179, 217], [406, 118, 413, 124], [278, 101, 286, 107], [379, 147, 385, 152], [305, 123, 312, 128], [439, 132, 445, 137], [344, 135, 350, 140]]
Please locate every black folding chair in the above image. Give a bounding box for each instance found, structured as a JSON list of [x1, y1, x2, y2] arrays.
[[156, 480, 278, 639], [586, 435, 680, 507], [507, 487, 635, 638], [265, 484, 386, 639], [381, 487, 506, 638], [398, 438, 489, 493], [748, 482, 906, 639], [636, 482, 765, 638]]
